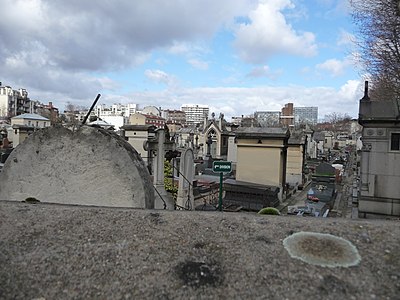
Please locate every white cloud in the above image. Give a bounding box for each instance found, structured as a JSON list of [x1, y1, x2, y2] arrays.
[[188, 59, 209, 70], [168, 42, 192, 55], [338, 79, 363, 101], [0, 0, 253, 87], [234, 0, 317, 64], [144, 69, 176, 85], [247, 65, 283, 79], [0, 0, 360, 122], [316, 57, 353, 77]]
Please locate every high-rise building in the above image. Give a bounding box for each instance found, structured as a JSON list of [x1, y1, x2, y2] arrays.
[[181, 104, 209, 125], [294, 106, 318, 125], [281, 103, 294, 127]]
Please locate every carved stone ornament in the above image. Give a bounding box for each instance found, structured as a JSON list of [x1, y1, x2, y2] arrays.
[[366, 129, 374, 136], [362, 143, 372, 151]]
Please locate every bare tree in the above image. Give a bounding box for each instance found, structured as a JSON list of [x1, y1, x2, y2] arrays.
[[350, 0, 400, 99], [323, 112, 351, 137], [324, 112, 351, 124], [64, 102, 79, 125]]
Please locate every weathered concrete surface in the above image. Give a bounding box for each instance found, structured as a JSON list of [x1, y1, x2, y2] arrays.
[[0, 126, 154, 208], [0, 201, 399, 300]]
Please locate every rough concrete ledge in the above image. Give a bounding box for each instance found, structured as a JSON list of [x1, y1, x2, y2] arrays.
[[0, 201, 399, 300]]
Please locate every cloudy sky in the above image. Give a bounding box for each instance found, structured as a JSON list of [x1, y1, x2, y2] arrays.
[[0, 0, 365, 121]]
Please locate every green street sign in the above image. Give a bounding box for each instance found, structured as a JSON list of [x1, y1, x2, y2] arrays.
[[213, 161, 232, 173]]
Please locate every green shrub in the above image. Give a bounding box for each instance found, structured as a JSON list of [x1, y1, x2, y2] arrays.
[[164, 160, 178, 200], [258, 207, 280, 215]]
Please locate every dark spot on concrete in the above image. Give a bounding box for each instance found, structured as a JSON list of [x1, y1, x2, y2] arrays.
[[36, 150, 39, 154], [13, 157, 18, 163], [193, 242, 206, 249], [254, 236, 272, 244], [176, 260, 222, 288], [318, 274, 357, 296], [147, 212, 165, 225]]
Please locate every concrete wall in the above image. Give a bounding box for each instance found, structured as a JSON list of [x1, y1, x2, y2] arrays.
[[227, 136, 237, 164], [129, 113, 146, 125], [12, 128, 31, 147], [236, 145, 282, 186], [0, 126, 154, 208], [286, 145, 303, 186], [125, 130, 149, 162], [359, 127, 400, 217]]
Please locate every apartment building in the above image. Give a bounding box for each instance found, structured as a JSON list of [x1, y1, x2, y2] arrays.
[[0, 83, 31, 118], [162, 109, 186, 125], [181, 104, 209, 125], [294, 106, 318, 125], [95, 103, 138, 118], [129, 112, 165, 129]]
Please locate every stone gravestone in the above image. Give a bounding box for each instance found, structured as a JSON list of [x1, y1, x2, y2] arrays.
[[176, 148, 194, 210], [152, 128, 175, 210], [0, 126, 154, 208]]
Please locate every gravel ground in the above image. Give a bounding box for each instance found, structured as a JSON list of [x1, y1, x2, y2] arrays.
[[0, 201, 399, 300]]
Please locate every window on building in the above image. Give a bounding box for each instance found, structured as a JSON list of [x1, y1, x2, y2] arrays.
[[44, 122, 47, 127], [390, 133, 400, 151]]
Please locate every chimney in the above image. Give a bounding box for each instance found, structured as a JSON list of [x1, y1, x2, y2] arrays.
[[361, 81, 370, 101]]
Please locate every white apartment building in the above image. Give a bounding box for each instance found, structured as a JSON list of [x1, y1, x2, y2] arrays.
[[181, 104, 209, 125], [95, 103, 138, 118], [0, 83, 32, 118]]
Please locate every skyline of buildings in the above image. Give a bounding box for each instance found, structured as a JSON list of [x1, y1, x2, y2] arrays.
[[1, 83, 324, 127]]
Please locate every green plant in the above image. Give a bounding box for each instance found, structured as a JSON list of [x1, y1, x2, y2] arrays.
[[164, 160, 178, 200], [258, 207, 280, 215]]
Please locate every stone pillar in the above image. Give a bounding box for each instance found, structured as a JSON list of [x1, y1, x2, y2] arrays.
[[360, 142, 371, 194], [176, 148, 194, 210], [153, 129, 174, 210]]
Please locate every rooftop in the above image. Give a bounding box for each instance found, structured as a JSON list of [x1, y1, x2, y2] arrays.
[[235, 127, 290, 139], [1, 201, 399, 299], [359, 97, 400, 124], [11, 113, 50, 121]]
